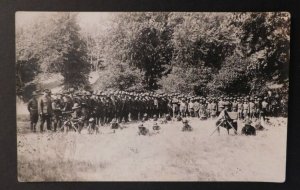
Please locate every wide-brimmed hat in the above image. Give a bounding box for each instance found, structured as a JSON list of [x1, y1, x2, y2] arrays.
[[182, 119, 189, 124], [89, 118, 95, 122], [245, 119, 252, 125], [32, 91, 38, 96], [72, 103, 81, 110]]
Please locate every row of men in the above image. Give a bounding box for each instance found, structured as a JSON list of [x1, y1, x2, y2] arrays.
[[27, 89, 287, 132]]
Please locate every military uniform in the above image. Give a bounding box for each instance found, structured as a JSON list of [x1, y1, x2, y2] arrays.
[[27, 93, 39, 132], [52, 98, 62, 131], [39, 90, 53, 132]]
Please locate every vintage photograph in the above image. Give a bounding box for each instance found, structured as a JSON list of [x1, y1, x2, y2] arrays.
[[16, 12, 290, 182]]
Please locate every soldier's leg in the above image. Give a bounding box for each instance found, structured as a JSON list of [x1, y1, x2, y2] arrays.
[[40, 115, 45, 132], [29, 114, 34, 132], [33, 123, 37, 132], [53, 116, 57, 132], [46, 115, 51, 131], [125, 111, 129, 122]]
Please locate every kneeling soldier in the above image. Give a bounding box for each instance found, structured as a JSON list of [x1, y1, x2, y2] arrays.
[[110, 118, 120, 129], [138, 124, 149, 135], [165, 114, 172, 121], [241, 119, 256, 136], [152, 122, 160, 131], [88, 117, 99, 134], [182, 119, 192, 132], [176, 115, 182, 121]]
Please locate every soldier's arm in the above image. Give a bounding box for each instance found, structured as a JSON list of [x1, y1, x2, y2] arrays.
[[27, 100, 32, 111], [39, 99, 44, 114]]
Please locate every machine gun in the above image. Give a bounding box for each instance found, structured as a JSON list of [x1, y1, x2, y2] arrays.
[[59, 111, 82, 133]]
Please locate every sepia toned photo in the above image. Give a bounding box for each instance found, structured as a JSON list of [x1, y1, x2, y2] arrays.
[[16, 12, 290, 182]]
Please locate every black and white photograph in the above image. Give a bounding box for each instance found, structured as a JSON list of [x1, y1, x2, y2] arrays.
[[16, 12, 290, 182]]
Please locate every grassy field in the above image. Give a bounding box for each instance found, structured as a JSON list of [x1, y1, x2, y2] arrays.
[[17, 116, 287, 182]]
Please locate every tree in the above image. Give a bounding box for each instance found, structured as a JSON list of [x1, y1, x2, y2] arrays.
[[16, 13, 91, 90], [93, 62, 145, 91], [102, 12, 175, 90], [40, 13, 90, 89]]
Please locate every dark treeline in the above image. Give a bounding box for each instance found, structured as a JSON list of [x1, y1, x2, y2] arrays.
[[16, 12, 290, 100]]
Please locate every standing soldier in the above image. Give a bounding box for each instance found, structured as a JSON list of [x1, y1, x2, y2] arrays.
[[153, 95, 159, 118], [96, 91, 103, 125], [254, 97, 261, 119], [179, 97, 188, 117], [232, 98, 238, 112], [27, 91, 39, 132], [39, 89, 53, 132], [193, 98, 200, 118], [218, 96, 225, 115], [243, 99, 250, 119], [188, 98, 194, 117], [249, 97, 256, 119], [261, 97, 269, 121], [223, 97, 230, 111], [210, 98, 218, 119], [52, 95, 62, 132], [237, 98, 243, 120], [172, 94, 180, 118]]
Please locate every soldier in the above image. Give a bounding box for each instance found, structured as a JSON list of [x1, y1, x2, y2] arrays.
[[261, 97, 269, 121], [237, 98, 243, 120], [243, 99, 250, 119], [62, 91, 73, 112], [249, 97, 256, 119], [218, 96, 225, 115], [176, 114, 183, 121], [223, 97, 231, 111], [152, 122, 160, 131], [167, 95, 173, 117], [89, 92, 98, 124], [232, 98, 238, 112], [171, 94, 180, 118], [210, 98, 218, 119], [39, 89, 53, 132], [193, 98, 200, 118], [165, 113, 172, 121], [153, 95, 159, 118], [188, 98, 194, 117], [179, 97, 188, 117], [241, 119, 256, 136], [52, 95, 63, 132], [206, 98, 211, 119], [153, 114, 158, 121], [182, 119, 192, 132], [111, 118, 120, 130], [27, 91, 39, 132], [138, 124, 149, 135], [95, 91, 103, 125], [199, 98, 207, 120], [87, 117, 99, 134], [71, 103, 84, 133], [254, 97, 261, 119]]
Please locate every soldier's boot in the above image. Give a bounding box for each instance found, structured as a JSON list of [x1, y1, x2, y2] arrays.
[[40, 123, 44, 133], [53, 122, 57, 132], [33, 123, 36, 132], [30, 122, 34, 132]]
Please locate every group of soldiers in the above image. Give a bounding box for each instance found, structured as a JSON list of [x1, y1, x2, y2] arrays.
[[27, 88, 287, 133]]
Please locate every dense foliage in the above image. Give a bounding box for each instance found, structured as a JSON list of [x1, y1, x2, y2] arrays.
[[16, 12, 290, 97]]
